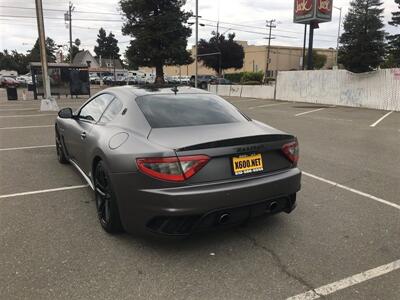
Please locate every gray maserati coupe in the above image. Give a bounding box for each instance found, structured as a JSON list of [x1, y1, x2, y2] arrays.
[[55, 86, 301, 236]]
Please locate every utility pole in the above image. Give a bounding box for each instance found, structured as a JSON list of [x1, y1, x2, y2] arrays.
[[68, 2, 74, 63], [195, 0, 199, 88], [265, 19, 276, 83], [34, 0, 58, 111], [216, 20, 222, 77]]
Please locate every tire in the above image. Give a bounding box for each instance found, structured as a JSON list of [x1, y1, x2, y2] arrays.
[[94, 161, 124, 234], [55, 128, 69, 164]]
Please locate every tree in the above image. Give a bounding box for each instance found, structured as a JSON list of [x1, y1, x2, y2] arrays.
[[197, 32, 244, 76], [10, 50, 29, 74], [386, 0, 400, 67], [106, 32, 120, 60], [94, 28, 120, 60], [305, 50, 327, 70], [65, 45, 80, 63], [0, 50, 30, 74], [28, 37, 57, 63], [120, 0, 193, 83], [338, 0, 386, 73], [0, 50, 18, 71]]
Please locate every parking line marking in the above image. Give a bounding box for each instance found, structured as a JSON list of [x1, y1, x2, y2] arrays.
[[303, 171, 400, 210], [248, 103, 287, 110], [370, 111, 394, 127], [295, 108, 326, 117], [0, 125, 53, 130], [230, 98, 260, 103], [0, 145, 55, 152], [0, 108, 39, 111], [286, 259, 400, 300], [0, 114, 55, 118], [0, 185, 89, 199]]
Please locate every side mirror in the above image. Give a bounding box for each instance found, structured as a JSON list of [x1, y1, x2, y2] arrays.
[[58, 107, 73, 119]]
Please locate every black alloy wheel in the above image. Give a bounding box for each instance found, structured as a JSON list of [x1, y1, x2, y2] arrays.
[[94, 161, 123, 234], [55, 129, 68, 164]]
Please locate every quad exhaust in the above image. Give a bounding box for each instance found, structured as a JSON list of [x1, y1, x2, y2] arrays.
[[268, 201, 278, 213], [218, 213, 231, 224]]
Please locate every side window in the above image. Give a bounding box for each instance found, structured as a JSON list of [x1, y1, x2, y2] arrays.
[[99, 98, 123, 123], [79, 94, 114, 122]]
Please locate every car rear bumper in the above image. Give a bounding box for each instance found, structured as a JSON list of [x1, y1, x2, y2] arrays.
[[111, 168, 301, 236]]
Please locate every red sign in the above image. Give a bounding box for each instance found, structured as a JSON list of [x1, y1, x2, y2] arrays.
[[294, 0, 333, 24], [317, 0, 332, 16], [295, 0, 313, 16]]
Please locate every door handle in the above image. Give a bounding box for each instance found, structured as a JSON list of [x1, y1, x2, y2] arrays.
[[80, 132, 86, 140]]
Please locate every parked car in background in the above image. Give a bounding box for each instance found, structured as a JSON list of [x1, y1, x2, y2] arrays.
[[179, 76, 191, 85], [168, 75, 191, 85], [145, 75, 155, 84], [16, 75, 31, 85], [89, 75, 101, 84], [190, 75, 217, 89], [137, 74, 147, 84], [0, 76, 19, 88], [123, 75, 137, 85], [103, 76, 115, 86], [210, 78, 232, 85]]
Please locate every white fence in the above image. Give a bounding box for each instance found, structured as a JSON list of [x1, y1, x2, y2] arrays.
[[209, 69, 400, 111], [208, 84, 275, 99], [276, 69, 400, 111]]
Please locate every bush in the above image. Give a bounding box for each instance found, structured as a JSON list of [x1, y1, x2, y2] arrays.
[[241, 81, 262, 85], [241, 71, 264, 83], [224, 72, 244, 83]]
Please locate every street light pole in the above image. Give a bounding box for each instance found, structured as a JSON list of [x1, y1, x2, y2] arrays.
[[35, 0, 58, 111], [334, 6, 342, 67], [195, 0, 199, 88], [69, 2, 74, 63]]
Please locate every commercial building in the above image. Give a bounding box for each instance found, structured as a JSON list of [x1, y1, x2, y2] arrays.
[[141, 41, 337, 77]]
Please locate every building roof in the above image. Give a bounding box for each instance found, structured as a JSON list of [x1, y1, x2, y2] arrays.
[[29, 62, 88, 68], [99, 58, 123, 70], [73, 50, 89, 65]]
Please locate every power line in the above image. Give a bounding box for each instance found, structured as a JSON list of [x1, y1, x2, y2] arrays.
[[199, 17, 338, 38], [0, 5, 121, 16], [202, 23, 333, 42], [1, 4, 338, 39], [0, 14, 123, 22]]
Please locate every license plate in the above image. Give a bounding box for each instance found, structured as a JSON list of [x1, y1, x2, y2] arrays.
[[232, 153, 264, 176]]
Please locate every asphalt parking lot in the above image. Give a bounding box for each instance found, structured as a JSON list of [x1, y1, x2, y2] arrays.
[[0, 92, 399, 300]]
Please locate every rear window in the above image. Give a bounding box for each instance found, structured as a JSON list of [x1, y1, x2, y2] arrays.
[[135, 94, 248, 128]]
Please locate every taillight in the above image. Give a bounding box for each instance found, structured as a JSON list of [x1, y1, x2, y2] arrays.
[[136, 155, 210, 182], [282, 139, 299, 166]]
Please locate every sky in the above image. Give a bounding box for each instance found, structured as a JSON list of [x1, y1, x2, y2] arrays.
[[0, 0, 398, 57]]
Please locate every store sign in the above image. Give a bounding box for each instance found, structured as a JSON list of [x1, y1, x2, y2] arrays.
[[316, 0, 333, 20], [294, 0, 333, 24]]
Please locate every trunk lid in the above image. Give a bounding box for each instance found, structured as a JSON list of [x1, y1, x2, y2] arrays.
[[148, 121, 296, 183]]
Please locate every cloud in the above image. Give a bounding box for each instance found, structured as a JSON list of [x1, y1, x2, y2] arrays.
[[0, 0, 397, 57]]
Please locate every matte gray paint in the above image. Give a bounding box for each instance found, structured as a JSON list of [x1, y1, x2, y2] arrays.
[[56, 86, 301, 235]]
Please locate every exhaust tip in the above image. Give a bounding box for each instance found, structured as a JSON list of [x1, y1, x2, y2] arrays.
[[218, 213, 230, 224], [269, 201, 278, 212]]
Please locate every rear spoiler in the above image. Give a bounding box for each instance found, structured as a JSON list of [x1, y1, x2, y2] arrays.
[[177, 134, 295, 151]]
